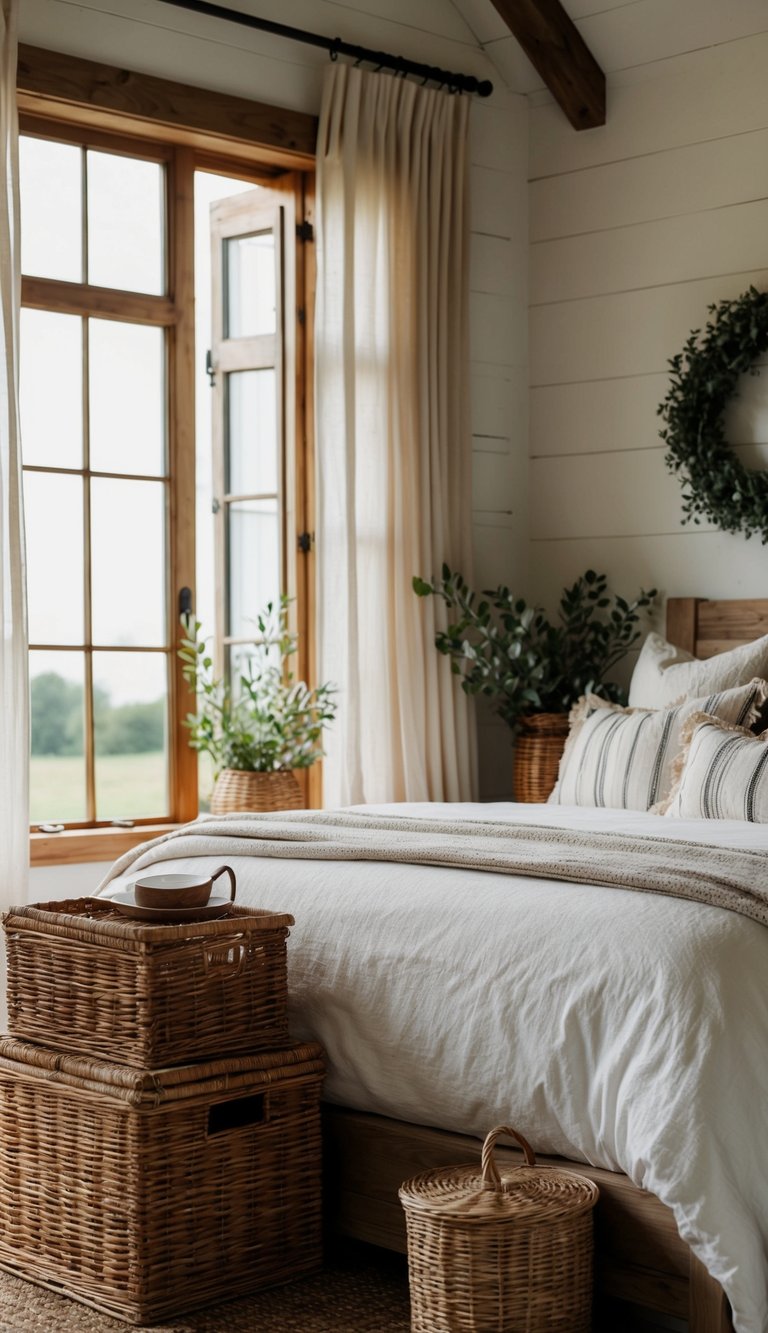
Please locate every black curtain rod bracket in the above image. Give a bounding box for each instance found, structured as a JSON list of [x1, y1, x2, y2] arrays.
[[159, 0, 494, 97]]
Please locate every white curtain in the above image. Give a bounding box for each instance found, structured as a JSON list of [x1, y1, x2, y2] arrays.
[[315, 65, 477, 807], [0, 0, 28, 917]]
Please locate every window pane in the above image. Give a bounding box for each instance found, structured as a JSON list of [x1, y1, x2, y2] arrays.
[[24, 472, 84, 644], [91, 478, 166, 646], [226, 369, 278, 495], [227, 499, 279, 639], [20, 309, 83, 468], [20, 137, 82, 282], [226, 231, 275, 337], [89, 321, 165, 475], [87, 150, 164, 294], [30, 651, 87, 823], [93, 652, 168, 819]]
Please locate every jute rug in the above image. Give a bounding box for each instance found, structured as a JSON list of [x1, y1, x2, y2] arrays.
[[0, 1248, 411, 1332]]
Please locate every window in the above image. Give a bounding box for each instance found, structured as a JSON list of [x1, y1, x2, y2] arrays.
[[21, 130, 179, 833], [19, 57, 315, 861]]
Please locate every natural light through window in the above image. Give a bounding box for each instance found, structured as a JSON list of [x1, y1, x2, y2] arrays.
[[21, 132, 170, 827]]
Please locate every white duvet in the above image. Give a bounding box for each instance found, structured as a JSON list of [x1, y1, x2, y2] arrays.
[[103, 802, 768, 1332]]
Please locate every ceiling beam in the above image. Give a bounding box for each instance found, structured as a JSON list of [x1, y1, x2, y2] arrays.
[[488, 0, 605, 130]]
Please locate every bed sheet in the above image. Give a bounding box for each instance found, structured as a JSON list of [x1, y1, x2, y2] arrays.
[[103, 802, 768, 1332]]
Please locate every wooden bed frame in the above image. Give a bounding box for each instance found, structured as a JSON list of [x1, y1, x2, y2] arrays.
[[323, 597, 768, 1333]]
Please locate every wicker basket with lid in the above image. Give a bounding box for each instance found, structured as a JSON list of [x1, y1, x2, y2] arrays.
[[399, 1124, 599, 1332]]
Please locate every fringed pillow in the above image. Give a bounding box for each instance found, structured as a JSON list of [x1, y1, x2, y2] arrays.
[[548, 679, 768, 812], [662, 712, 768, 820], [628, 630, 768, 709]]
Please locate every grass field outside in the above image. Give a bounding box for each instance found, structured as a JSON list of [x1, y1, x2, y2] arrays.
[[30, 751, 168, 824]]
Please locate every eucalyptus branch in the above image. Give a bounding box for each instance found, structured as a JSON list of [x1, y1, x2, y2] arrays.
[[413, 567, 656, 731]]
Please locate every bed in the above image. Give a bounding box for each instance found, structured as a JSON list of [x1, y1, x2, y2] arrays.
[[100, 597, 768, 1333]]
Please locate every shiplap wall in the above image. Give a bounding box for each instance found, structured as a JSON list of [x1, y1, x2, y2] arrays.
[[528, 11, 768, 663], [20, 0, 529, 804]]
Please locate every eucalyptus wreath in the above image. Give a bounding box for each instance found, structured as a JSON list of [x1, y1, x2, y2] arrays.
[[659, 285, 768, 542]]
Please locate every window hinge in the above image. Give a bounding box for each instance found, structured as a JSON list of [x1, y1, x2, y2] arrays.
[[297, 531, 314, 554], [296, 220, 314, 243], [297, 306, 306, 326]]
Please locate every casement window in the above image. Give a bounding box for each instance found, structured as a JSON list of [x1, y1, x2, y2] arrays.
[[21, 51, 316, 864]]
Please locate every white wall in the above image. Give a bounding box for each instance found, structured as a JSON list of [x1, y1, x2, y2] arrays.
[[20, 0, 529, 806], [528, 11, 768, 649], [28, 862, 111, 901]]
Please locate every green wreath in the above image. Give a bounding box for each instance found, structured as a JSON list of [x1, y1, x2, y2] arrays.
[[659, 286, 768, 542]]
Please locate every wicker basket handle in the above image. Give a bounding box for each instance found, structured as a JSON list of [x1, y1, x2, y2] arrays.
[[481, 1124, 537, 1191]]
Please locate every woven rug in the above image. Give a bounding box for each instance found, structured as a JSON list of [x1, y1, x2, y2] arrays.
[[0, 1248, 411, 1332]]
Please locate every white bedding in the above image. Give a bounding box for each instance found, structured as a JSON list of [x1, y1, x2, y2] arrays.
[[102, 802, 768, 1332]]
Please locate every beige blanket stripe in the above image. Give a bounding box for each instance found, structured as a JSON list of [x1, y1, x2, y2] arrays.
[[98, 811, 768, 928]]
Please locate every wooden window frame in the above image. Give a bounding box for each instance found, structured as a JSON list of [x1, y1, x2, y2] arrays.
[[21, 48, 317, 864]]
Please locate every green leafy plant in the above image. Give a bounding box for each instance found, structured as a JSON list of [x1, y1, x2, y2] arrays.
[[413, 568, 656, 731], [179, 598, 337, 775]]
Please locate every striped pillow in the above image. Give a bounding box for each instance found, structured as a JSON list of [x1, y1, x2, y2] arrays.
[[548, 679, 768, 812], [663, 713, 768, 820]]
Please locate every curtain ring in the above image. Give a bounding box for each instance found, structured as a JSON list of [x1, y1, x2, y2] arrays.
[[329, 37, 341, 62]]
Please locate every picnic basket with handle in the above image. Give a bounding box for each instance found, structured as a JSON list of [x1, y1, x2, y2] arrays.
[[399, 1123, 599, 1332]]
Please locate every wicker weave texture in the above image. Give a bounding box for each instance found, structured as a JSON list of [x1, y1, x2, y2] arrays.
[[400, 1125, 598, 1333], [3, 899, 293, 1068], [0, 1039, 325, 1325], [210, 768, 304, 814], [513, 713, 569, 803]]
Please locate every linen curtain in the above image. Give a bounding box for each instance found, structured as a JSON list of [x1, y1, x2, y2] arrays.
[[0, 0, 28, 921], [315, 65, 477, 806]]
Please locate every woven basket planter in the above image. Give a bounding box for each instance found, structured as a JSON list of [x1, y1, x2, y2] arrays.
[[3, 899, 293, 1067], [400, 1124, 599, 1333], [513, 712, 569, 802], [0, 1038, 325, 1325], [210, 768, 304, 814]]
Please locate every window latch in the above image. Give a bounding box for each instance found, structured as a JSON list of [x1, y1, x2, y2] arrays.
[[179, 586, 193, 632], [205, 349, 215, 386], [297, 531, 314, 554]]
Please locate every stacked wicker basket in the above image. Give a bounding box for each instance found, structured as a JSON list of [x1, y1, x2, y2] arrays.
[[0, 894, 324, 1325]]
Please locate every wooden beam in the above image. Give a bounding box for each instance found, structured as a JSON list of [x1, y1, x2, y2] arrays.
[[17, 44, 317, 168], [488, 0, 605, 130]]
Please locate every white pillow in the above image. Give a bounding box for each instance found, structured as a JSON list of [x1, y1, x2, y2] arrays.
[[662, 712, 768, 820], [549, 679, 767, 812], [628, 630, 768, 709]]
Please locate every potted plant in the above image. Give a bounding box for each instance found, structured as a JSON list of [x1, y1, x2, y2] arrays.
[[179, 597, 337, 814], [413, 568, 656, 800]]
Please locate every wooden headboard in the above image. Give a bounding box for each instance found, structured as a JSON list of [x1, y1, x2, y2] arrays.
[[667, 598, 768, 659]]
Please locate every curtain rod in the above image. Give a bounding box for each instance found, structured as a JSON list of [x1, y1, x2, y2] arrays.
[[158, 0, 494, 97]]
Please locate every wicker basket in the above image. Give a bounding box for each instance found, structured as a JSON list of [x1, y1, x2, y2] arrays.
[[513, 712, 569, 802], [3, 898, 294, 1068], [399, 1124, 599, 1333], [210, 767, 304, 814], [0, 1037, 324, 1325]]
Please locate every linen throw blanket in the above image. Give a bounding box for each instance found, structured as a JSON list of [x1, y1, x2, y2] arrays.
[[101, 811, 768, 927]]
